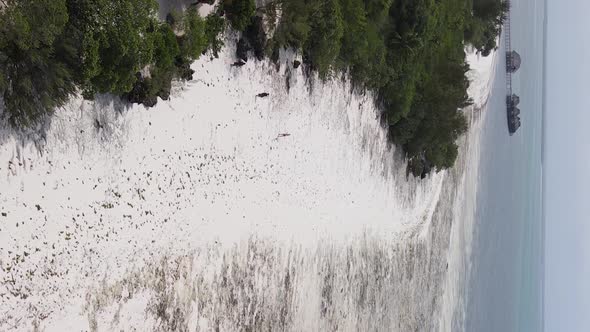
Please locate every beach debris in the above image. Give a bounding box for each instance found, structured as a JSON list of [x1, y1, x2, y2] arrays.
[[231, 60, 246, 67]]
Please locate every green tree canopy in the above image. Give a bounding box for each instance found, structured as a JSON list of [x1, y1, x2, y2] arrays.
[[0, 0, 75, 126], [204, 13, 226, 57], [303, 0, 344, 77], [179, 8, 208, 60], [224, 0, 255, 31], [68, 0, 159, 96]]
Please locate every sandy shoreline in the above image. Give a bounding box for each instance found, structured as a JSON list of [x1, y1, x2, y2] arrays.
[[0, 8, 496, 325], [0, 42, 447, 329]]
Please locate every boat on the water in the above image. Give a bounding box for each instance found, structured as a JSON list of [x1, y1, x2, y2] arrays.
[[506, 94, 521, 135]]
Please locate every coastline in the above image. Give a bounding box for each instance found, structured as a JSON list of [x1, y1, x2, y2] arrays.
[[0, 2, 505, 330], [0, 43, 445, 330], [436, 48, 498, 330]]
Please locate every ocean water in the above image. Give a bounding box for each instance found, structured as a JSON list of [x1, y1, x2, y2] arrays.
[[465, 0, 545, 331]]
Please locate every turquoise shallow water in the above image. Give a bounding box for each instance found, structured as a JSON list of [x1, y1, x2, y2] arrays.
[[465, 0, 545, 331]]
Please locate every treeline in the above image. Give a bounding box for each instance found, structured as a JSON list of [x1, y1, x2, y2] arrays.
[[0, 0, 224, 127], [0, 0, 507, 176], [261, 0, 508, 176]]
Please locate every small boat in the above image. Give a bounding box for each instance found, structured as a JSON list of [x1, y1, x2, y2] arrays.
[[506, 94, 521, 135]]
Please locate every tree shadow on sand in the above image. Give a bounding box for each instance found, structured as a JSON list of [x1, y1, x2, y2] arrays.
[[0, 94, 133, 161]]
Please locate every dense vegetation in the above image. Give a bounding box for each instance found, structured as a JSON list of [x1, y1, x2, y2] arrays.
[[0, 0, 224, 126], [0, 0, 507, 176], [266, 0, 507, 176]]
